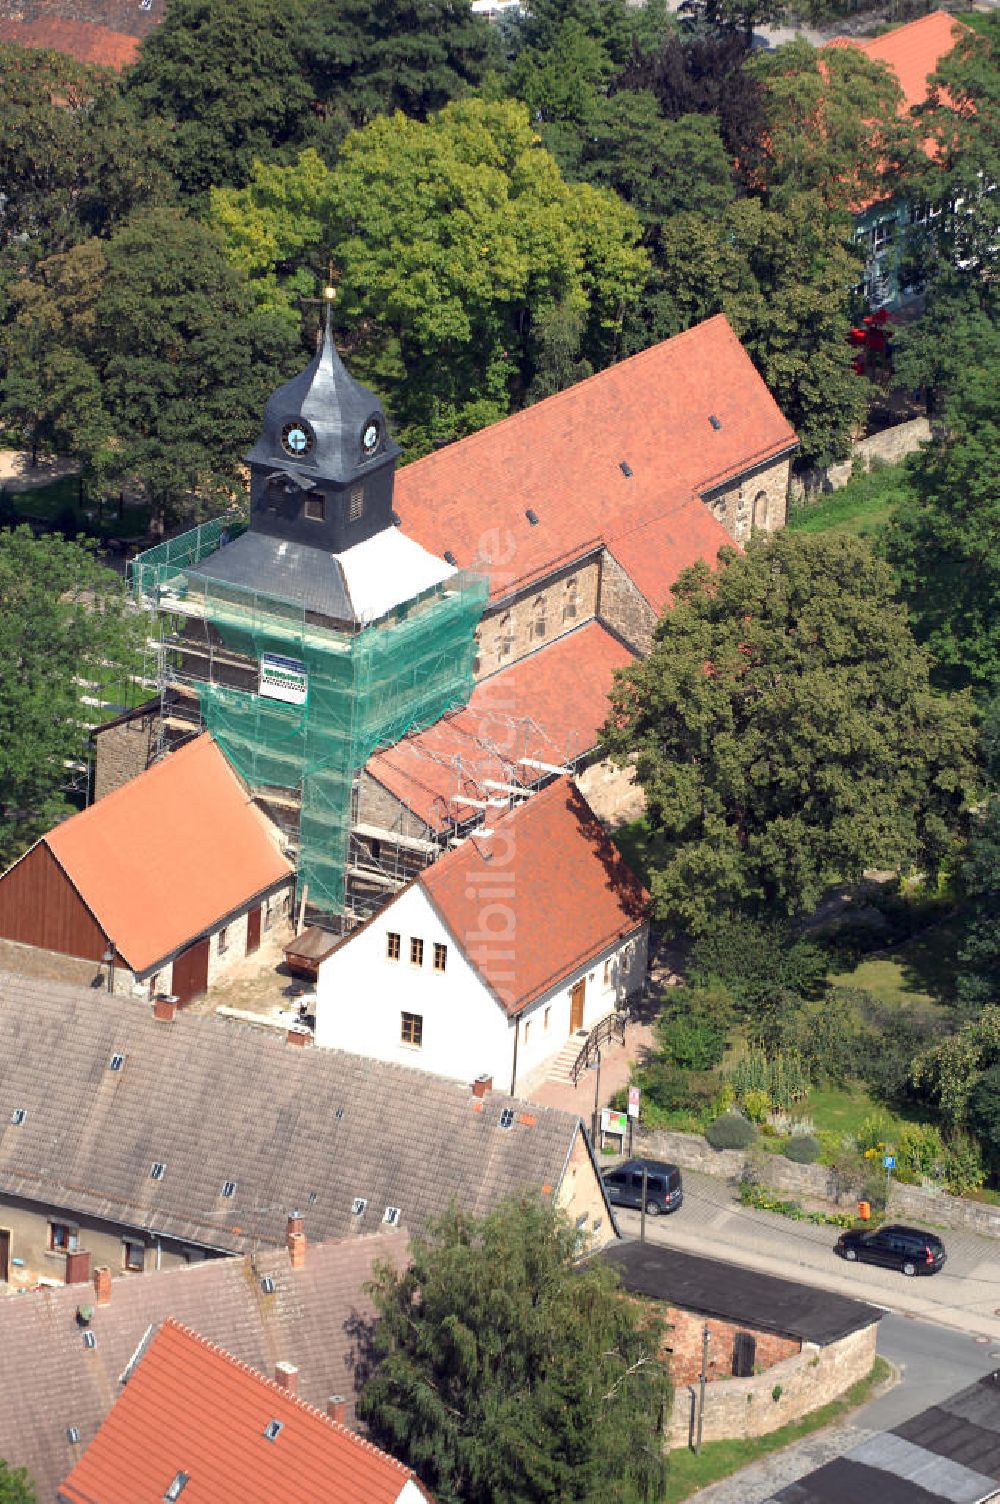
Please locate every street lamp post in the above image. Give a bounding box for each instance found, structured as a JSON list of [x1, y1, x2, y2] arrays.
[[588, 1046, 602, 1148]]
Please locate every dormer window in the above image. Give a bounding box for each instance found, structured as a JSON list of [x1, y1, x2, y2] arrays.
[[304, 496, 325, 523], [349, 486, 365, 522]]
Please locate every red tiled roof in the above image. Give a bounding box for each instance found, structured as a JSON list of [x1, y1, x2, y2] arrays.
[[42, 735, 291, 973], [57, 1318, 431, 1504], [0, 17, 138, 66], [393, 315, 796, 603], [826, 10, 963, 115], [419, 776, 648, 1014], [368, 621, 636, 831]]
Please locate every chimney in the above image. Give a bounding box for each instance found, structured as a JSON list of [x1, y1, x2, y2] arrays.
[[64, 1249, 91, 1286], [274, 1361, 298, 1396], [327, 1395, 347, 1425], [153, 995, 178, 1022], [286, 1027, 311, 1047], [472, 1074, 492, 1098], [93, 1266, 112, 1306], [287, 1211, 306, 1269]]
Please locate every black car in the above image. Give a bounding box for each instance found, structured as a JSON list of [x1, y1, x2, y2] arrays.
[[835, 1223, 946, 1276], [601, 1158, 683, 1216]]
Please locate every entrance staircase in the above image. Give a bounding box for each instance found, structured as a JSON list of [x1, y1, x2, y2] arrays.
[[546, 1030, 591, 1086]]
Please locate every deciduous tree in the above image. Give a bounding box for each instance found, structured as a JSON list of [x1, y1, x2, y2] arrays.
[[358, 1198, 670, 1504], [0, 528, 144, 868], [602, 531, 977, 934]]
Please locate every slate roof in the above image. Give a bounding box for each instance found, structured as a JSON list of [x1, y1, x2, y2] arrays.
[[0, 1230, 408, 1504], [598, 1242, 881, 1346], [769, 1371, 1000, 1504], [58, 1318, 431, 1504], [0, 15, 138, 65], [0, 972, 595, 1254], [367, 621, 635, 831], [418, 777, 648, 1014], [393, 315, 796, 603], [14, 734, 292, 974]]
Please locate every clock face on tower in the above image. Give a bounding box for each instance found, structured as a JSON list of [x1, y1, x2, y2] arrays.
[[362, 419, 380, 457], [281, 419, 315, 458]]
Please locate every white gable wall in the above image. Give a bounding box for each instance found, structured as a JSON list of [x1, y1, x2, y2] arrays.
[[315, 884, 512, 1084], [316, 882, 649, 1091]]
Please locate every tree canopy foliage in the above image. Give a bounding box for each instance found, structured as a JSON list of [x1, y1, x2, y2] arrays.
[[211, 100, 648, 454], [0, 528, 144, 868], [0, 1461, 34, 1504], [358, 1198, 670, 1504], [602, 532, 978, 934]]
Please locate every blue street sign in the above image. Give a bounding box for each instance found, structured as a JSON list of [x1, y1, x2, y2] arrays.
[[883, 1154, 896, 1170]]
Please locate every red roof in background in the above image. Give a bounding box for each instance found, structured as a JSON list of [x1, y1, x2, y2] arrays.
[[40, 735, 291, 972], [393, 315, 796, 603], [57, 1318, 431, 1504], [0, 17, 138, 66], [826, 10, 963, 114], [607, 503, 737, 617], [368, 621, 635, 831], [419, 776, 648, 1014]]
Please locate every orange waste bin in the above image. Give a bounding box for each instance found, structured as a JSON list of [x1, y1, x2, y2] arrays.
[[857, 1200, 871, 1220]]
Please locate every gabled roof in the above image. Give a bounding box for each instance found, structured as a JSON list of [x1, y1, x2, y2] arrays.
[[826, 11, 963, 116], [393, 316, 796, 602], [418, 777, 648, 1014], [367, 621, 636, 832], [27, 735, 292, 973], [0, 1230, 407, 1504], [0, 971, 593, 1253], [0, 17, 139, 67], [58, 1318, 431, 1504]]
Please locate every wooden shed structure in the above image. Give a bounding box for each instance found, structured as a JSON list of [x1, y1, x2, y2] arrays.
[[0, 736, 294, 1003]]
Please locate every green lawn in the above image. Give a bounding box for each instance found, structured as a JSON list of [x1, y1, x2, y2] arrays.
[[663, 1358, 892, 1502], [787, 461, 913, 539], [829, 921, 960, 1011], [806, 1082, 905, 1139]]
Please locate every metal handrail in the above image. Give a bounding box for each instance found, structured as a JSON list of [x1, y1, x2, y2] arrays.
[[570, 1009, 628, 1087]]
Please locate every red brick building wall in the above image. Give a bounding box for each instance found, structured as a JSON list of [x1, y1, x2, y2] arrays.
[[666, 1307, 800, 1385]]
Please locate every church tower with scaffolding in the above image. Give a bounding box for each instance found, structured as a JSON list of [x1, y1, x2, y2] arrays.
[[128, 306, 487, 923]]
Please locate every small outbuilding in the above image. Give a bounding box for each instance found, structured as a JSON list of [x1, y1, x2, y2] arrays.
[[598, 1242, 882, 1448], [0, 735, 294, 1003]]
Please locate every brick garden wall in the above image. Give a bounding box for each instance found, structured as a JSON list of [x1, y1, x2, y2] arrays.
[[667, 1307, 799, 1386], [667, 1324, 877, 1448]]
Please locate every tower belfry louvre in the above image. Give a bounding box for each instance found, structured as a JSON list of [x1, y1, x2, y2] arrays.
[[128, 319, 487, 921]]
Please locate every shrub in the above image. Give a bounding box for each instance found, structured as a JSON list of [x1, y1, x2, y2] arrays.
[[942, 1132, 986, 1197], [729, 1051, 809, 1111], [783, 1134, 821, 1164], [688, 914, 827, 1012], [743, 1088, 771, 1123], [706, 1113, 757, 1150], [856, 1112, 895, 1157], [897, 1121, 945, 1180], [653, 983, 733, 1071]]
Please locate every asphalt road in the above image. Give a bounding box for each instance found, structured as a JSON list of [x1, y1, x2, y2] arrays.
[[615, 1168, 1000, 1339]]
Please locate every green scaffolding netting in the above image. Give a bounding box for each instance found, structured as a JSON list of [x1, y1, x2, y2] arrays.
[[129, 526, 487, 914]]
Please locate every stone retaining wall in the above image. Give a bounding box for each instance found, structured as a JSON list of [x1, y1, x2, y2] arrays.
[[667, 1325, 877, 1448], [790, 415, 931, 500], [636, 1128, 1000, 1240]]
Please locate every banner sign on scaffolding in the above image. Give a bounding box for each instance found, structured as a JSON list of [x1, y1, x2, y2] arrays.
[[259, 652, 308, 706]]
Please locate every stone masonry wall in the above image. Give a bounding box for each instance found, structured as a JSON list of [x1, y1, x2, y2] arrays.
[[575, 758, 645, 825], [667, 1325, 877, 1448], [790, 416, 931, 500], [702, 454, 792, 543], [596, 548, 657, 655], [91, 706, 158, 802], [474, 558, 600, 679], [637, 1127, 1000, 1240], [667, 1307, 799, 1387]]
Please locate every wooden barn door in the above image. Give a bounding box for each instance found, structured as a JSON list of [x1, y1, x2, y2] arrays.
[[570, 978, 586, 1033], [171, 937, 210, 1004], [246, 906, 261, 956]]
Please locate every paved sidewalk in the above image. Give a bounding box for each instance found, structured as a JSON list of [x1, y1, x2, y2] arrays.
[[616, 1169, 1000, 1340]]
